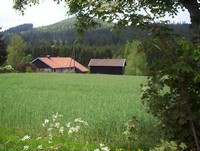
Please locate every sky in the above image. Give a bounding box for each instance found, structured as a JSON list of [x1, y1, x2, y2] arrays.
[[0, 0, 191, 31], [0, 0, 68, 30]]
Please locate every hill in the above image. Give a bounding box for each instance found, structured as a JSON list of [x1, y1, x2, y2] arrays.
[[4, 17, 191, 47], [3, 17, 191, 66]]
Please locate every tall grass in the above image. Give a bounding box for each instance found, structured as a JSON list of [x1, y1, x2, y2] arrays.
[[0, 73, 159, 149]]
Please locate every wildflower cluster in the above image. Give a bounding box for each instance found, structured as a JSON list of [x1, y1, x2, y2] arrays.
[[20, 112, 91, 150], [42, 112, 64, 144], [21, 134, 42, 151], [94, 143, 110, 151], [66, 118, 88, 135]]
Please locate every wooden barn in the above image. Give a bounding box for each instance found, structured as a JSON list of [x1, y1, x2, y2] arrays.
[[88, 59, 126, 75], [31, 56, 89, 73]]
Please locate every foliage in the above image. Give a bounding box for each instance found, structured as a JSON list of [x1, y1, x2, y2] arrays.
[[140, 25, 200, 149], [24, 54, 34, 62], [0, 27, 7, 66], [125, 41, 147, 76], [64, 0, 199, 44], [0, 65, 14, 73], [16, 62, 36, 73], [0, 73, 159, 150], [6, 34, 26, 68], [150, 140, 187, 151]]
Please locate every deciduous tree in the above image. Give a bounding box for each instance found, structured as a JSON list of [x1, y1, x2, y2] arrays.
[[6, 34, 26, 68], [125, 41, 147, 76]]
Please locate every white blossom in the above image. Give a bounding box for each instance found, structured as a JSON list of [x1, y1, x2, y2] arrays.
[[100, 143, 105, 147], [66, 122, 71, 128], [23, 145, 29, 150], [59, 126, 64, 134], [42, 119, 50, 127], [54, 122, 60, 128], [68, 126, 80, 134], [21, 135, 31, 141], [101, 146, 110, 151], [37, 145, 43, 150], [52, 112, 62, 122], [47, 127, 53, 131], [74, 118, 88, 126], [99, 143, 110, 151]]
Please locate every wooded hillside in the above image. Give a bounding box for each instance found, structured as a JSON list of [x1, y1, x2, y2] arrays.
[[3, 17, 191, 66]]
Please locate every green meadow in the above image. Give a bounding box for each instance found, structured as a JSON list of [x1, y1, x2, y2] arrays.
[[0, 73, 160, 150]]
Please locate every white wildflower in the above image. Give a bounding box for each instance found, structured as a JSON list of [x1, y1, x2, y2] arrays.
[[74, 118, 82, 122], [23, 145, 29, 150], [101, 146, 110, 151], [100, 143, 105, 147], [66, 122, 71, 128], [45, 119, 49, 123], [47, 127, 53, 131], [37, 145, 43, 150], [68, 126, 80, 134], [99, 143, 110, 151], [94, 149, 100, 151], [59, 126, 64, 134], [48, 140, 53, 144], [52, 112, 62, 122], [21, 135, 31, 141], [74, 118, 88, 126], [68, 129, 73, 134], [54, 122, 60, 128], [44, 119, 49, 124], [42, 119, 49, 127]]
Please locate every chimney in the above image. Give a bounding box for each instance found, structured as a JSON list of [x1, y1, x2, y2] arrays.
[[46, 55, 50, 59]]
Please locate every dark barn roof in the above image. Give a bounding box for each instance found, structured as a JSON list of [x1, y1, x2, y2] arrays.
[[88, 59, 126, 75], [88, 59, 126, 67]]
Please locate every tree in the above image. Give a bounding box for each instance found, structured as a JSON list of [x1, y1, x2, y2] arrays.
[[0, 27, 7, 66], [125, 41, 147, 76], [140, 26, 200, 150], [6, 34, 26, 68]]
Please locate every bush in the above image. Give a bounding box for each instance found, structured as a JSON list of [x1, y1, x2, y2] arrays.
[[16, 63, 37, 73], [0, 65, 15, 73]]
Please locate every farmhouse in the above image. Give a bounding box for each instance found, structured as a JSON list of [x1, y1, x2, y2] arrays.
[[88, 59, 126, 75], [31, 56, 89, 73]]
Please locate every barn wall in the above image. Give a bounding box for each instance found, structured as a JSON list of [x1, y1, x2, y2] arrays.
[[90, 66, 124, 75]]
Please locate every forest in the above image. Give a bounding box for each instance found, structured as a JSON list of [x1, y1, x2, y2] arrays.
[[3, 17, 191, 67]]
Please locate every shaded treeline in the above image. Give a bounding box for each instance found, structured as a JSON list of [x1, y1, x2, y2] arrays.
[[3, 19, 191, 66], [28, 44, 124, 66]]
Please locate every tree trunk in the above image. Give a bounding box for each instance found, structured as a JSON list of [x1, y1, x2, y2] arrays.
[[180, 88, 200, 150], [181, 0, 200, 45]]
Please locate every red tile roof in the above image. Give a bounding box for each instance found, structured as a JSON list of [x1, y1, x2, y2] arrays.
[[88, 59, 126, 67], [35, 57, 89, 72]]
